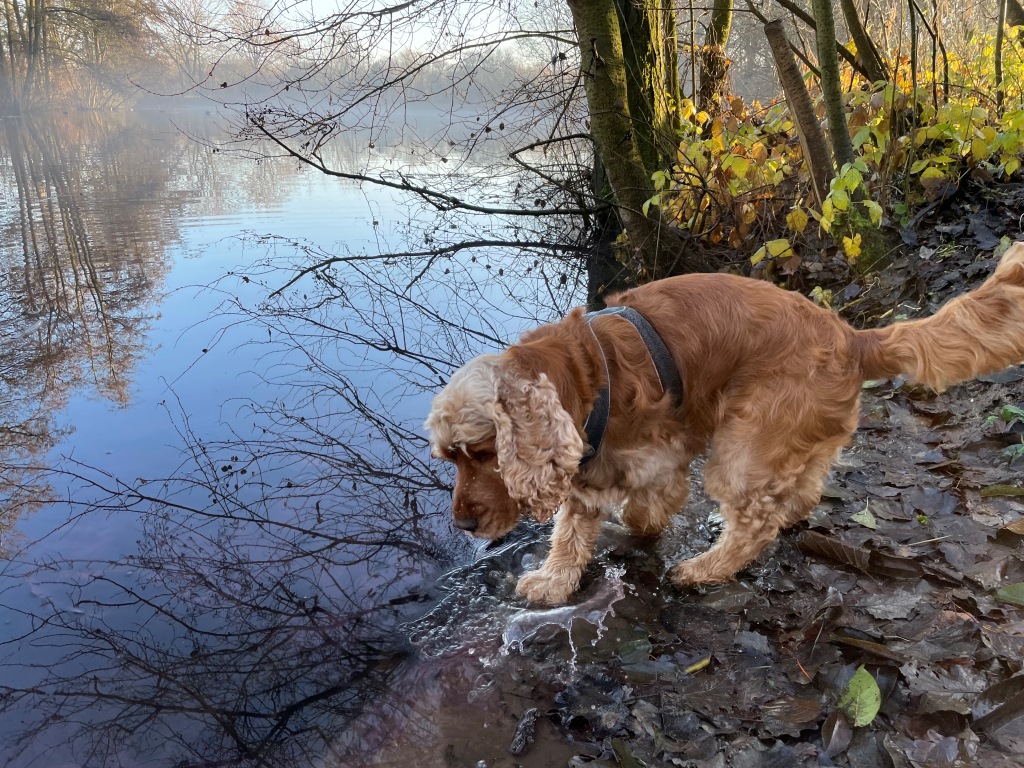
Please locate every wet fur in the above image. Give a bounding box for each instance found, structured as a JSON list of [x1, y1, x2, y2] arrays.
[[425, 245, 1024, 605]]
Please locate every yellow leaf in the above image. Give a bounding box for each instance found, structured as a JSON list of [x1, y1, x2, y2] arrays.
[[809, 286, 832, 308], [971, 137, 990, 159], [695, 110, 710, 125], [786, 207, 810, 234], [767, 238, 793, 257], [751, 245, 768, 265], [843, 233, 863, 261], [1007, 157, 1021, 176], [820, 199, 834, 233], [921, 166, 945, 181]]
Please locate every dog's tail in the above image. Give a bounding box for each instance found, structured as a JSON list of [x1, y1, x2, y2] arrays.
[[855, 242, 1024, 390]]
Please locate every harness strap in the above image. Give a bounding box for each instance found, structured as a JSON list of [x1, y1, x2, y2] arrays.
[[580, 306, 684, 465]]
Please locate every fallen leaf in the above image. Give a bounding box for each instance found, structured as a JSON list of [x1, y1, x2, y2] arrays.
[[839, 666, 882, 727], [852, 503, 878, 529], [1004, 519, 1024, 535], [761, 695, 822, 724], [822, 709, 853, 756], [901, 661, 988, 714], [982, 485, 1024, 498], [830, 634, 909, 663], [858, 589, 923, 620], [974, 676, 1024, 736], [995, 583, 1024, 606]]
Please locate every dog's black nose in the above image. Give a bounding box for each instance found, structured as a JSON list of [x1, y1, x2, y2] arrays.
[[454, 517, 479, 532]]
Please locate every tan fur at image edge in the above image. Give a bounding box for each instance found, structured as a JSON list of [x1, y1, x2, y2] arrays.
[[425, 244, 1024, 606]]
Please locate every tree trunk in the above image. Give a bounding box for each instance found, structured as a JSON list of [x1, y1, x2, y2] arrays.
[[566, 0, 707, 276], [838, 0, 887, 83], [810, 0, 856, 170], [997, 0, 1008, 110], [615, 0, 681, 171], [764, 20, 834, 207], [697, 0, 733, 115], [587, 152, 628, 305], [1007, 0, 1024, 30]]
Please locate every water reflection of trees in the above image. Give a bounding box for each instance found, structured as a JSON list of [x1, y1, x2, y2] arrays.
[[1, 443, 464, 766], [0, 236, 578, 766], [0, 110, 311, 531], [0, 112, 170, 524]]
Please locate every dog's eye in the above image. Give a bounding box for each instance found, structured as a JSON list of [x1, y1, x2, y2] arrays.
[[471, 449, 496, 462]]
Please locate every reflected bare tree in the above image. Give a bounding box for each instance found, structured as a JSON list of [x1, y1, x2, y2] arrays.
[[0, 411, 457, 766], [0, 232, 577, 765], [0, 113, 166, 527], [0, 111, 319, 534]]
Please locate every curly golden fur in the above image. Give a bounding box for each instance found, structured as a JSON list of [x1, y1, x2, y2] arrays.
[[426, 244, 1024, 605]]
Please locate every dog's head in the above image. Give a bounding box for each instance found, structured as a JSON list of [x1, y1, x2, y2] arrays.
[[424, 354, 585, 539]]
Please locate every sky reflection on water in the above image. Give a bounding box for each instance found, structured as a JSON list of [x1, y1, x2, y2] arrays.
[[0, 109, 584, 767]]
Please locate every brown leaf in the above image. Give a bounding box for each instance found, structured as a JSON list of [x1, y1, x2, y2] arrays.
[[822, 709, 853, 757], [798, 531, 871, 571], [761, 696, 822, 724], [830, 634, 909, 663], [974, 678, 1024, 735]]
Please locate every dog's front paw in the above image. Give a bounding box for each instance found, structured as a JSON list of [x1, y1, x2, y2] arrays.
[[516, 569, 578, 605]]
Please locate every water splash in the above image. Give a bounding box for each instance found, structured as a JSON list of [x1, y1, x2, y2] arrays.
[[500, 565, 626, 670]]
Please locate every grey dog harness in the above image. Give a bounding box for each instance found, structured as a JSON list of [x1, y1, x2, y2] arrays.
[[580, 306, 684, 465]]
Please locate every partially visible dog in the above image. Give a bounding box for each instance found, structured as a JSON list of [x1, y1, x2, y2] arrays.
[[426, 245, 1024, 605]]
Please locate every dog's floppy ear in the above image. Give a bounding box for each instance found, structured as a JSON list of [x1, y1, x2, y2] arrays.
[[493, 372, 584, 522]]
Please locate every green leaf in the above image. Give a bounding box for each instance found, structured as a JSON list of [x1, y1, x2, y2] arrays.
[[838, 666, 882, 727], [851, 503, 877, 529], [863, 200, 883, 226], [642, 194, 660, 216], [853, 126, 873, 149], [981, 485, 1024, 498], [910, 158, 930, 174], [995, 583, 1024, 606], [1001, 404, 1024, 421]]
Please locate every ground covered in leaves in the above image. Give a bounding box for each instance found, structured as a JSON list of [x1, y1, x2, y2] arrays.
[[370, 192, 1024, 768]]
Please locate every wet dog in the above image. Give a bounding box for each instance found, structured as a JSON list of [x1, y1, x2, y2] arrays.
[[426, 245, 1024, 605]]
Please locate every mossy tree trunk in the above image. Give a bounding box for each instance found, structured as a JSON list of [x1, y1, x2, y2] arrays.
[[566, 0, 707, 283], [810, 0, 855, 170], [697, 0, 734, 116]]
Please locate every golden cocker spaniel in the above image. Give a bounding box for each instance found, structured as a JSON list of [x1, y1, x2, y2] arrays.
[[426, 245, 1024, 605]]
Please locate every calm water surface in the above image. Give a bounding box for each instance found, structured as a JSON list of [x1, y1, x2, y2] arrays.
[[0, 110, 586, 766]]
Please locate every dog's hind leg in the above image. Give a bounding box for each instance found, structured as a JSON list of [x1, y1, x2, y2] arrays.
[[516, 498, 603, 605], [670, 409, 853, 586]]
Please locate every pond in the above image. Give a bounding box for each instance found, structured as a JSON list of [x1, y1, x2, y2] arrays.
[[0, 109, 591, 767]]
